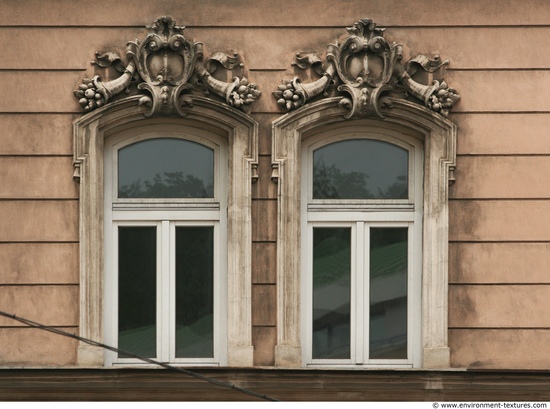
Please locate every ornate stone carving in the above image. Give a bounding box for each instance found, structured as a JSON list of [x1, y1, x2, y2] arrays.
[[74, 16, 261, 116], [273, 18, 459, 118]]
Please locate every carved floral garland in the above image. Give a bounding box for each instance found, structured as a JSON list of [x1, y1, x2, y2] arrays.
[[74, 16, 261, 116], [273, 18, 460, 118]]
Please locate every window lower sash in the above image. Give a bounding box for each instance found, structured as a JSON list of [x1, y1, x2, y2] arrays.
[[107, 221, 221, 365], [305, 221, 417, 367]]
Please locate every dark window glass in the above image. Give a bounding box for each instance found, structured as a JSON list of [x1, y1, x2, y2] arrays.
[[313, 139, 408, 200], [175, 226, 214, 358], [369, 227, 408, 359], [312, 227, 351, 359], [118, 138, 214, 198], [118, 226, 157, 358]]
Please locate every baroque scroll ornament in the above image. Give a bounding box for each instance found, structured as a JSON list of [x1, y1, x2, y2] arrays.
[[74, 16, 261, 116], [273, 18, 460, 118]]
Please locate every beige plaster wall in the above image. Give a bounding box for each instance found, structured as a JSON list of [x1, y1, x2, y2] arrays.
[[0, 0, 548, 369]]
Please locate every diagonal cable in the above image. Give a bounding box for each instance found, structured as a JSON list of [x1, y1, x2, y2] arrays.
[[0, 310, 279, 402]]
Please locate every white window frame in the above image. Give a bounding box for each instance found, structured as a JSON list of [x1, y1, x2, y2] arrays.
[[301, 131, 423, 368], [73, 97, 258, 367], [104, 128, 228, 366], [272, 98, 457, 368]]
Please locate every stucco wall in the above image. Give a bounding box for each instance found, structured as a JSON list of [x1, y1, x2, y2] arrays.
[[0, 0, 549, 369]]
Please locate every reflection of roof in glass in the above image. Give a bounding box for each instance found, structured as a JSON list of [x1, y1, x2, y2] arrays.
[[313, 239, 407, 287], [118, 315, 214, 358]]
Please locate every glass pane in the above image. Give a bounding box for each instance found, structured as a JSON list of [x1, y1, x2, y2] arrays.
[[369, 227, 408, 359], [312, 227, 351, 359], [118, 138, 214, 198], [175, 226, 214, 358], [313, 139, 408, 199], [118, 226, 157, 358]]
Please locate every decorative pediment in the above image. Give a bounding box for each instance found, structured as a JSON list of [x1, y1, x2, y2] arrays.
[[74, 16, 261, 116], [273, 18, 460, 118]]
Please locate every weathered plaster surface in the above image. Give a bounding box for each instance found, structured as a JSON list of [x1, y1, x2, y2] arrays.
[[1, 0, 550, 370]]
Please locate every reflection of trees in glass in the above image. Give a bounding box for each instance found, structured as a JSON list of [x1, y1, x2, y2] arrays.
[[377, 175, 408, 199], [313, 158, 407, 199], [119, 171, 213, 198], [313, 159, 373, 199]]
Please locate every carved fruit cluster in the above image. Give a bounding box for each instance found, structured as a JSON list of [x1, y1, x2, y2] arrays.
[[75, 79, 106, 112], [274, 81, 303, 111], [427, 81, 460, 117], [229, 78, 261, 109]]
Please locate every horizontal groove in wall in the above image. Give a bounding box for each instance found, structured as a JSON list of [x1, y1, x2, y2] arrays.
[[449, 327, 550, 330], [0, 283, 78, 286], [0, 198, 78, 202], [0, 325, 78, 329], [449, 240, 550, 244], [0, 112, 78, 116], [1, 67, 548, 73], [0, 154, 73, 158], [0, 241, 79, 244], [4, 24, 550, 29], [249, 68, 286, 72], [457, 153, 550, 157], [0, 68, 86, 72], [449, 198, 550, 201], [448, 68, 550, 72], [252, 111, 290, 115], [451, 111, 550, 115], [0, 112, 81, 115], [0, 110, 545, 115], [449, 282, 550, 286]]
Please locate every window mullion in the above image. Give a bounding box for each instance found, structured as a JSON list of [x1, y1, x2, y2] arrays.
[[410, 221, 422, 367], [160, 220, 171, 363], [354, 221, 365, 365], [106, 224, 118, 366], [304, 223, 313, 364], [363, 222, 371, 363]]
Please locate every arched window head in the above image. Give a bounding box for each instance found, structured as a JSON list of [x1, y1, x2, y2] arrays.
[[302, 129, 423, 368], [104, 126, 227, 366], [118, 139, 215, 199], [73, 97, 258, 368], [272, 98, 457, 369], [312, 139, 409, 200]]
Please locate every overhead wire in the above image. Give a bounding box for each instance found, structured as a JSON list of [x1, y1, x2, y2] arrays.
[[0, 310, 279, 402]]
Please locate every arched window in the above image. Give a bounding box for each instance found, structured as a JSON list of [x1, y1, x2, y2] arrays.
[[272, 98, 457, 369], [73, 97, 258, 367], [103, 127, 227, 365], [301, 131, 423, 367]]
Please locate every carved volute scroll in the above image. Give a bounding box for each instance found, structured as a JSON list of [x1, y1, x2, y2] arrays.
[[273, 18, 460, 118], [74, 16, 261, 116]]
